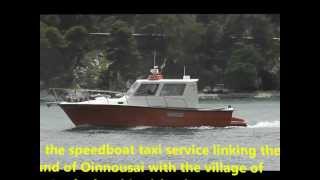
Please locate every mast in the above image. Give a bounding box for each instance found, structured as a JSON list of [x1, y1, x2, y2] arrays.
[[153, 50, 156, 67], [183, 65, 190, 79]]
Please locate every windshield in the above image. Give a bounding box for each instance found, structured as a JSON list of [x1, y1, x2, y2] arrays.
[[126, 82, 139, 96], [134, 83, 159, 96], [160, 84, 186, 96]]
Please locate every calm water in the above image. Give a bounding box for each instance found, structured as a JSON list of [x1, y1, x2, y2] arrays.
[[40, 98, 280, 171]]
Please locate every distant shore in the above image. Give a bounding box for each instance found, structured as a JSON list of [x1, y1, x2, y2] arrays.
[[198, 91, 280, 100]]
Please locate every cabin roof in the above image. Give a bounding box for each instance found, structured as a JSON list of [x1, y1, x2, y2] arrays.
[[136, 79, 199, 83]]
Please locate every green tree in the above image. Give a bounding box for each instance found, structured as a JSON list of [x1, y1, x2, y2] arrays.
[[225, 62, 258, 91], [65, 25, 88, 66], [40, 21, 50, 48], [45, 26, 66, 48], [225, 45, 263, 90], [42, 15, 61, 27], [63, 26, 89, 87], [74, 50, 109, 88], [65, 25, 88, 45], [228, 45, 264, 68], [247, 15, 274, 52], [40, 14, 280, 91], [104, 20, 142, 90]]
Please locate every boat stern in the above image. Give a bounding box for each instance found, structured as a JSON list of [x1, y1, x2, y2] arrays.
[[230, 117, 247, 127]]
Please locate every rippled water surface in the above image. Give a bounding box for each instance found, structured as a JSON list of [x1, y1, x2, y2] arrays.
[[40, 98, 280, 171]]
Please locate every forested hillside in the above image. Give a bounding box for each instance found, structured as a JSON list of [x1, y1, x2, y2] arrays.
[[40, 14, 280, 92]]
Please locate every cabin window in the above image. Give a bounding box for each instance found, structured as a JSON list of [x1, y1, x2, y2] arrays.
[[126, 82, 139, 96], [134, 83, 159, 96], [160, 84, 186, 96]]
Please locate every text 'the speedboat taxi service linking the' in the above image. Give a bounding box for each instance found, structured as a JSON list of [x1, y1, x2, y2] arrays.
[[58, 66, 247, 127]]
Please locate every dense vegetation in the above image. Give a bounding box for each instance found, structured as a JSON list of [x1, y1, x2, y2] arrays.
[[40, 14, 280, 92]]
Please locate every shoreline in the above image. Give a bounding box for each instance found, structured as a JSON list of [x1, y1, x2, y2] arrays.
[[198, 91, 280, 100]]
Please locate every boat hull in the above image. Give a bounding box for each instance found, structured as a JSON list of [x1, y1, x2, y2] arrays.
[[59, 104, 246, 127]]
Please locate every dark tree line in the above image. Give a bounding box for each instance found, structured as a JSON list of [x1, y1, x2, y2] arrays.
[[40, 14, 280, 91]]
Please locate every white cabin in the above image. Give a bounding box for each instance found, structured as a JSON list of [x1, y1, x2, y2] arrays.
[[83, 77, 199, 108], [124, 78, 199, 108], [69, 66, 200, 109]]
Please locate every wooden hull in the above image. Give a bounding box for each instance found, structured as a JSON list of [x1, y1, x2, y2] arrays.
[[59, 104, 247, 127]]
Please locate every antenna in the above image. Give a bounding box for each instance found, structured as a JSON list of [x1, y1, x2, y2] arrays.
[[160, 58, 167, 72], [153, 50, 156, 67], [183, 65, 190, 79]]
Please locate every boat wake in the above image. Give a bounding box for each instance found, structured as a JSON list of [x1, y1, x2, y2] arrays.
[[247, 120, 280, 128], [186, 126, 219, 130], [129, 126, 230, 130], [65, 121, 279, 132], [128, 126, 153, 130]]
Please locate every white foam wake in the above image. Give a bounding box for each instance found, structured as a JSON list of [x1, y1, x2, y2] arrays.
[[128, 126, 153, 130], [127, 121, 280, 130], [248, 120, 280, 128], [186, 126, 217, 130]]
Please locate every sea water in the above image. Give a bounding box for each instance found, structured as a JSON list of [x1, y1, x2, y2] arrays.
[[40, 98, 280, 171]]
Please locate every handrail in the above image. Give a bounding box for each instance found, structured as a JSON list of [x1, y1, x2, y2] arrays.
[[49, 88, 123, 94]]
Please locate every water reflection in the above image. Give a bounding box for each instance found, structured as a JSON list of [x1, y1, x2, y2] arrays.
[[64, 126, 234, 136]]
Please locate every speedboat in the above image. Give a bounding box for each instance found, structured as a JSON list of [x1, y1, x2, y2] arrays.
[[58, 66, 247, 127]]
